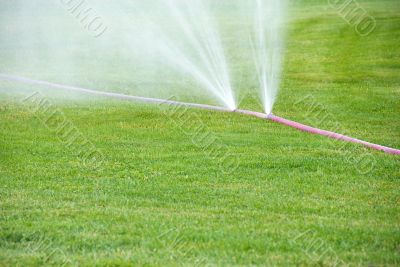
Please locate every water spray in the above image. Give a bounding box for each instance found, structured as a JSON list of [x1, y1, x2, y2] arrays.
[[0, 73, 399, 155]]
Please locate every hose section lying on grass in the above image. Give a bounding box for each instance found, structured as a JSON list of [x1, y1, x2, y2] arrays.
[[0, 73, 399, 155]]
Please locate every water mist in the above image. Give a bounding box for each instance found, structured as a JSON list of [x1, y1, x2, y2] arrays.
[[252, 0, 287, 114]]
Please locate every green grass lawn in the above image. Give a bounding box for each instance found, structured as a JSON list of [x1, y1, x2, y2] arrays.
[[0, 0, 399, 266]]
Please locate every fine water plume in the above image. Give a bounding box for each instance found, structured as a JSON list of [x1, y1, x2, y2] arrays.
[[95, 0, 237, 110], [142, 0, 236, 110], [251, 0, 287, 114]]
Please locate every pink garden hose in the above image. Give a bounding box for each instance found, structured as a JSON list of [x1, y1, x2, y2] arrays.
[[234, 109, 400, 155], [0, 73, 399, 155]]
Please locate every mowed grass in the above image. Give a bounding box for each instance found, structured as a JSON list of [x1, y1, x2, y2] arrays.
[[0, 0, 399, 266]]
